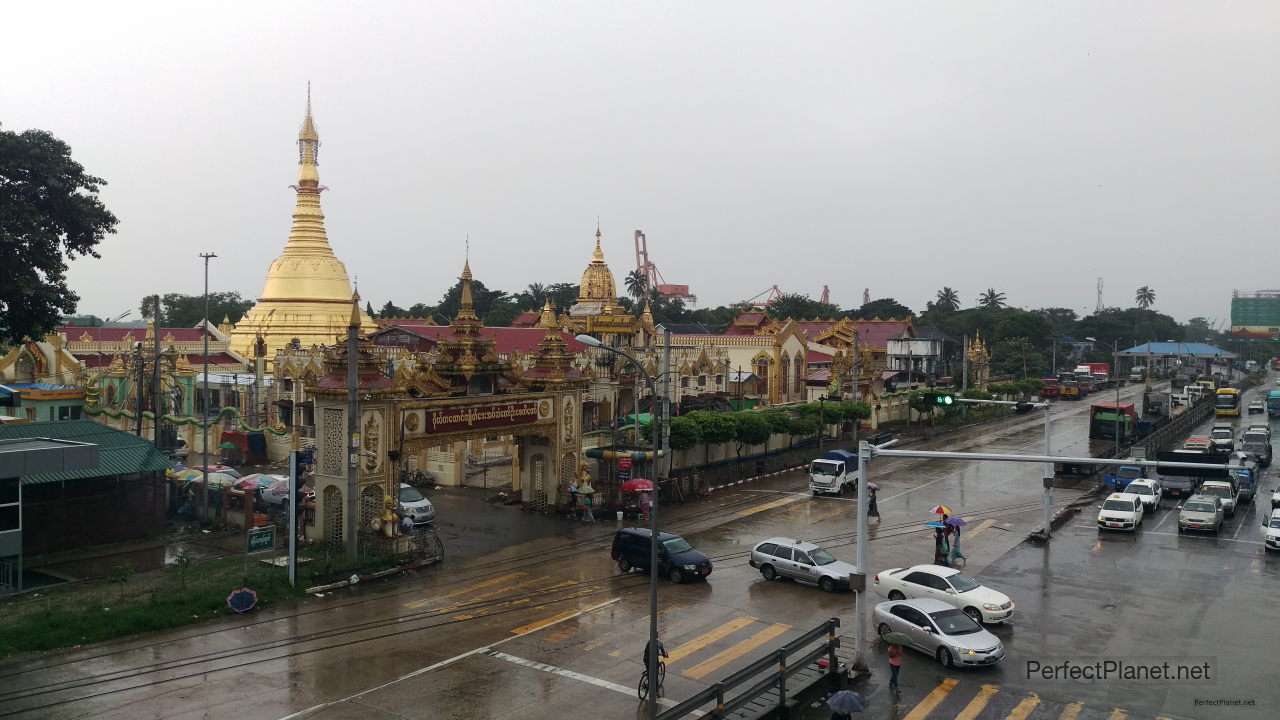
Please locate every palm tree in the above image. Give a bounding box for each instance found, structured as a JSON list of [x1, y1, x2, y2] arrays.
[[935, 287, 961, 312], [524, 282, 548, 307], [624, 269, 648, 299], [1135, 286, 1155, 309], [978, 288, 1007, 309]]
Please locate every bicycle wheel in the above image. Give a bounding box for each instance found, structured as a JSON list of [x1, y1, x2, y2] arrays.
[[637, 671, 649, 701], [657, 662, 666, 695]]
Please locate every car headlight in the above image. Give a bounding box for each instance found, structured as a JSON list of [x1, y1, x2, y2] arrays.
[[953, 644, 975, 655], [684, 564, 697, 570], [982, 603, 1002, 611]]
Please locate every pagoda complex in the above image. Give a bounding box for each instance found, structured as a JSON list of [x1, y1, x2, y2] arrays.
[[562, 226, 654, 348], [229, 92, 374, 367]]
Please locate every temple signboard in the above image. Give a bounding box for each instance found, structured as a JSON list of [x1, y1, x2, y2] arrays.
[[402, 399, 554, 437], [586, 317, 635, 334]]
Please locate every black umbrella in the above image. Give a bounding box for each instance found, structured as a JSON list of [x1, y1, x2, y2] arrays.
[[226, 587, 258, 614], [826, 690, 866, 713]]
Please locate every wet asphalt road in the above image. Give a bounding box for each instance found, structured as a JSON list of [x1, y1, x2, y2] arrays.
[[8, 378, 1273, 720]]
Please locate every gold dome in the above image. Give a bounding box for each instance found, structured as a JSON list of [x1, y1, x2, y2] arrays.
[[230, 90, 374, 365], [578, 226, 618, 303]]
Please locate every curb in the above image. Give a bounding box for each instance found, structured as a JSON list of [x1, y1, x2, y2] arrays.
[[705, 464, 809, 493]]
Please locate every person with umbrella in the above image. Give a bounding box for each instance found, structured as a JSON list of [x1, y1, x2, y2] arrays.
[[882, 631, 912, 693], [866, 482, 880, 522], [947, 516, 967, 565], [578, 481, 595, 523], [826, 689, 866, 718]]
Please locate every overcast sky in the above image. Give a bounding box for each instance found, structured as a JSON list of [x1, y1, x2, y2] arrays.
[[5, 1, 1278, 326]]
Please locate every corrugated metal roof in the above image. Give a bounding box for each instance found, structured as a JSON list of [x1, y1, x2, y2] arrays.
[[0, 419, 173, 485]]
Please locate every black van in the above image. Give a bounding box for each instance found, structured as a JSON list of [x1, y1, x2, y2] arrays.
[[612, 528, 712, 584]]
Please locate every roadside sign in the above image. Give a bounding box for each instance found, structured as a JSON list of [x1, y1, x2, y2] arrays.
[[617, 456, 633, 470], [247, 525, 275, 553]]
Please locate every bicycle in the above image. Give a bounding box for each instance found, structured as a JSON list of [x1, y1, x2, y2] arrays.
[[637, 661, 666, 700]]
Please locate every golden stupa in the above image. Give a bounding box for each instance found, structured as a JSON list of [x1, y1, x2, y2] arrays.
[[569, 226, 626, 317], [230, 91, 375, 365]]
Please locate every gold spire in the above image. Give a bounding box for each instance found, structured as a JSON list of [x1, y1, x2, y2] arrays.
[[450, 259, 482, 332], [592, 224, 605, 262], [298, 82, 320, 176], [578, 226, 618, 303], [349, 292, 362, 328], [537, 299, 559, 329]]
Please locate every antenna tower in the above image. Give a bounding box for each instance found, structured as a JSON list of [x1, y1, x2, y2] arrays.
[[1095, 277, 1104, 312]]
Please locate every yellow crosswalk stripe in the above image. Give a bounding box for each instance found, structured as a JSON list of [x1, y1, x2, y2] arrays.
[[682, 623, 790, 680], [902, 678, 958, 720], [955, 684, 1000, 720], [808, 505, 847, 525], [666, 616, 757, 664], [1107, 710, 1128, 720], [403, 571, 526, 608], [512, 609, 580, 635], [738, 496, 800, 516], [1006, 693, 1040, 720], [1059, 701, 1085, 720], [964, 518, 997, 539]]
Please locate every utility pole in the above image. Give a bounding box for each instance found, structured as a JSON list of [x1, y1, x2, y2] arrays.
[[346, 296, 361, 560], [852, 330, 860, 447], [153, 295, 163, 449], [200, 252, 217, 523], [134, 342, 145, 437], [661, 329, 672, 479]]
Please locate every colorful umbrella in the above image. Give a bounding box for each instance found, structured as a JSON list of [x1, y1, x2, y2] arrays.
[[226, 587, 258, 613], [826, 690, 866, 714], [867, 482, 880, 491], [924, 521, 946, 529], [578, 482, 594, 495], [929, 505, 953, 515], [881, 631, 913, 646], [219, 441, 239, 450], [620, 478, 654, 492], [945, 516, 966, 527]]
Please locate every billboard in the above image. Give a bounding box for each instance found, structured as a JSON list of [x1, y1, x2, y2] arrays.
[[1230, 291, 1280, 341]]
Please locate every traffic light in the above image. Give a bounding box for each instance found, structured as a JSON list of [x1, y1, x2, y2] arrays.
[[934, 393, 955, 406]]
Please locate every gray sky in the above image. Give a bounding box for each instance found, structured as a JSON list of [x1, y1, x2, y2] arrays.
[[5, 1, 1278, 325]]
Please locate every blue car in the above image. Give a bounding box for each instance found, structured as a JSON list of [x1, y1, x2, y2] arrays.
[[612, 528, 712, 583]]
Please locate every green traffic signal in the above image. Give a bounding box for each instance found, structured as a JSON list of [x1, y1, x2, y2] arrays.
[[935, 393, 955, 406]]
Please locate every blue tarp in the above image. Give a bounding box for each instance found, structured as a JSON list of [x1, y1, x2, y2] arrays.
[[1118, 342, 1235, 358]]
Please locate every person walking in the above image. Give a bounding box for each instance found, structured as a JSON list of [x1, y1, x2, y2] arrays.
[[933, 527, 949, 566], [887, 642, 903, 691], [566, 483, 578, 518], [867, 487, 880, 522], [949, 526, 966, 565], [581, 492, 595, 523]]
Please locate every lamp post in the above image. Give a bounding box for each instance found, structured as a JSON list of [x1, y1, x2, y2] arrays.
[[200, 252, 217, 523], [578, 334, 662, 720], [817, 394, 828, 453], [1086, 337, 1122, 452]]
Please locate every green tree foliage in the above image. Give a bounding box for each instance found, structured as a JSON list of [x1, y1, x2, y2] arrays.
[[624, 269, 648, 299], [434, 277, 508, 321], [734, 412, 772, 452], [139, 292, 255, 327], [849, 298, 913, 319], [364, 301, 376, 318], [786, 414, 819, 442], [768, 292, 841, 321], [1135, 286, 1156, 309], [666, 416, 703, 451], [978, 289, 1007, 309], [934, 287, 961, 312], [2, 127, 119, 343], [991, 337, 1045, 379], [686, 410, 739, 463], [762, 410, 792, 435], [379, 301, 407, 318], [406, 303, 436, 320]]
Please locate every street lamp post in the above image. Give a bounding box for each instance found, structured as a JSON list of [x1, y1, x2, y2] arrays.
[[200, 252, 217, 523], [817, 394, 828, 453], [578, 335, 662, 720], [1086, 337, 1122, 453]]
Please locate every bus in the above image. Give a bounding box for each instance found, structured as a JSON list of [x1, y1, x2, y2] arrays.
[[1214, 388, 1242, 417]]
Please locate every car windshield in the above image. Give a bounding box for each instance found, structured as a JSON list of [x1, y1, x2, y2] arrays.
[[1184, 502, 1215, 513], [808, 547, 838, 565], [1103, 500, 1135, 511], [810, 462, 839, 476], [1117, 467, 1141, 480], [1211, 429, 1232, 438], [929, 608, 982, 636], [398, 486, 425, 503], [662, 537, 693, 554], [1270, 517, 1280, 529], [1201, 486, 1229, 499], [1128, 484, 1153, 496], [947, 572, 980, 593]]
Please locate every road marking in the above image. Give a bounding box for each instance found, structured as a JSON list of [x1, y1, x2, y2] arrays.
[[1145, 530, 1263, 545], [682, 623, 791, 680], [955, 683, 999, 720], [1106, 710, 1128, 720], [276, 597, 622, 720], [902, 678, 958, 720], [666, 616, 758, 664], [963, 519, 996, 539], [1059, 701, 1084, 720], [739, 496, 801, 516], [808, 505, 848, 524], [1005, 693, 1040, 720], [483, 649, 700, 714], [403, 571, 525, 608], [512, 609, 581, 635]]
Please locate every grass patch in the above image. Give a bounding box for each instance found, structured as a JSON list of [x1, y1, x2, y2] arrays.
[[0, 543, 409, 656]]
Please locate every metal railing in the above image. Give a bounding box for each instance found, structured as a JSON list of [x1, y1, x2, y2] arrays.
[[656, 617, 841, 720]]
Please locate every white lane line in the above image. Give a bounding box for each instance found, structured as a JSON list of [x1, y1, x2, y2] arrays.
[[276, 597, 622, 719], [484, 650, 701, 714], [1144, 530, 1263, 545]]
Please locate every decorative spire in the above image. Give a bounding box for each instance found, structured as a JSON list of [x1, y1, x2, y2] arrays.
[[298, 82, 320, 170], [592, 224, 605, 263], [349, 292, 362, 328], [537, 299, 558, 329], [451, 259, 482, 331]]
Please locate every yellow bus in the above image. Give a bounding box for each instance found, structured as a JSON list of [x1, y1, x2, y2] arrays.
[[1214, 388, 1242, 416]]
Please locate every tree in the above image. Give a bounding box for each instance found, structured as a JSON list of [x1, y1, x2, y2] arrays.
[[365, 301, 376, 318], [624, 269, 648, 300], [978, 289, 1007, 309], [379, 301, 407, 318], [991, 337, 1045, 379], [1135, 286, 1156, 309], [686, 410, 738, 464], [435, 278, 509, 321], [934, 287, 961, 312], [138, 292, 254, 327], [406, 303, 436, 321], [768, 292, 841, 321], [2, 127, 119, 343], [734, 412, 772, 456], [666, 416, 702, 451], [849, 298, 913, 319]]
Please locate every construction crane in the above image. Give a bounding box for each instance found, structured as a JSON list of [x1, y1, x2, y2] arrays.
[[819, 285, 830, 304], [741, 285, 785, 308], [634, 230, 696, 303]]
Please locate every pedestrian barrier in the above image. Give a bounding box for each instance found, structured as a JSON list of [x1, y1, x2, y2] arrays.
[[655, 617, 842, 720]]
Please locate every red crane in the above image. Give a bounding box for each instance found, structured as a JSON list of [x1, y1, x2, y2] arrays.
[[634, 230, 695, 302]]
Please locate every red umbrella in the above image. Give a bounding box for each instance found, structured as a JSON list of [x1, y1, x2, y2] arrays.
[[621, 478, 654, 492]]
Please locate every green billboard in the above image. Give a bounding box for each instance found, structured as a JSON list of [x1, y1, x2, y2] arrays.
[[1231, 293, 1280, 342]]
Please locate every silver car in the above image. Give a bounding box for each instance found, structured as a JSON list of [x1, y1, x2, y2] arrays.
[[749, 537, 857, 592], [1177, 494, 1224, 534], [873, 598, 1005, 668], [399, 483, 436, 525]]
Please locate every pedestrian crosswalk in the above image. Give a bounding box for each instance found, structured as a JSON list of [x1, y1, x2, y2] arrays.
[[897, 677, 1195, 720]]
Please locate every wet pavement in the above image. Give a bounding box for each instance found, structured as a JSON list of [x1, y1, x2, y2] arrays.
[[9, 378, 1267, 720]]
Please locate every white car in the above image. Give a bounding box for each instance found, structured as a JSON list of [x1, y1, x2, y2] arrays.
[[872, 565, 1014, 624], [1262, 509, 1280, 552], [1097, 492, 1144, 531], [1249, 400, 1266, 414], [1271, 486, 1280, 510], [1125, 478, 1162, 513]]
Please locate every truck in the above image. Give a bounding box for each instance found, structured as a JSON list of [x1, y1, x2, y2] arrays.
[[1077, 363, 1116, 389], [1171, 373, 1192, 391], [1267, 390, 1280, 417], [1088, 401, 1171, 443], [809, 449, 859, 496], [1039, 378, 1061, 399], [1103, 464, 1148, 492], [1076, 375, 1097, 395], [1059, 380, 1081, 400], [1130, 366, 1147, 383]]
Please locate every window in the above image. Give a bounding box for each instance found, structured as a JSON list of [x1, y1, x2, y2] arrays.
[[772, 546, 794, 561], [282, 379, 294, 392], [58, 405, 82, 421], [755, 542, 779, 556], [903, 571, 934, 587], [681, 377, 689, 388], [929, 609, 982, 635], [794, 552, 814, 566], [946, 572, 980, 593], [698, 375, 706, 386]]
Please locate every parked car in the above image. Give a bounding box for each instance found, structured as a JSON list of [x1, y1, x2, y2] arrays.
[[749, 537, 857, 592], [1177, 495, 1224, 534], [873, 598, 1005, 668], [167, 438, 190, 460], [1124, 478, 1163, 513], [612, 528, 712, 583], [1262, 509, 1280, 552], [1097, 493, 1144, 531], [1199, 480, 1239, 516], [1249, 399, 1266, 414], [398, 482, 436, 525], [872, 565, 1014, 624]]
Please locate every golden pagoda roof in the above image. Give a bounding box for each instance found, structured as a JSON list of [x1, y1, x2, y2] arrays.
[[578, 226, 618, 303]]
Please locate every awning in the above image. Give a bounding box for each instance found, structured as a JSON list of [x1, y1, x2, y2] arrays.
[[272, 399, 294, 407], [297, 400, 314, 409], [881, 371, 901, 380]]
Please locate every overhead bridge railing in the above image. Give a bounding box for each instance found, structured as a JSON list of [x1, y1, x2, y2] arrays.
[[657, 618, 841, 720]]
